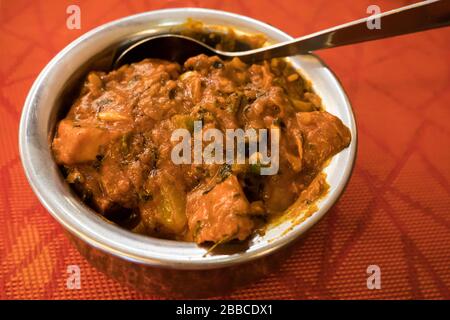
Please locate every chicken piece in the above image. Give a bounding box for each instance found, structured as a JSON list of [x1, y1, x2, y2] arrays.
[[52, 119, 120, 165], [262, 169, 299, 214], [186, 175, 254, 243], [296, 111, 351, 169], [98, 159, 137, 208]]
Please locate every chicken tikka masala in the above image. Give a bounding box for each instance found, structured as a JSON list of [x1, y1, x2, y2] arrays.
[[52, 25, 351, 245]]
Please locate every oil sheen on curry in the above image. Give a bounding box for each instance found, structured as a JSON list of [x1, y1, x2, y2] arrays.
[[52, 27, 351, 245]]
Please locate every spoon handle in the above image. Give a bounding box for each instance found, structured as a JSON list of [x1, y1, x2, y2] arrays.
[[232, 0, 450, 62]]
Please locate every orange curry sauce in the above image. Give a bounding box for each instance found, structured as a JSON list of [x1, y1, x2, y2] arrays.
[[52, 29, 351, 245]]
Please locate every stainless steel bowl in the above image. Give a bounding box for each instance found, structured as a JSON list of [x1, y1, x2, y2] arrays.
[[19, 8, 357, 297]]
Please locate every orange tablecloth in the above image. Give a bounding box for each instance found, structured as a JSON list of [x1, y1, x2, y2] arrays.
[[1, 0, 449, 299]]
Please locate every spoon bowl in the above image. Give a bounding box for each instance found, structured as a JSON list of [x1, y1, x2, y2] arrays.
[[114, 34, 220, 67]]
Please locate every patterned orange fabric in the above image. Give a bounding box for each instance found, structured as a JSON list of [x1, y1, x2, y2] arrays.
[[1, 0, 449, 299]]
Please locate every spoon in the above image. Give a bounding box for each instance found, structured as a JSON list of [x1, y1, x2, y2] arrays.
[[114, 0, 450, 67]]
